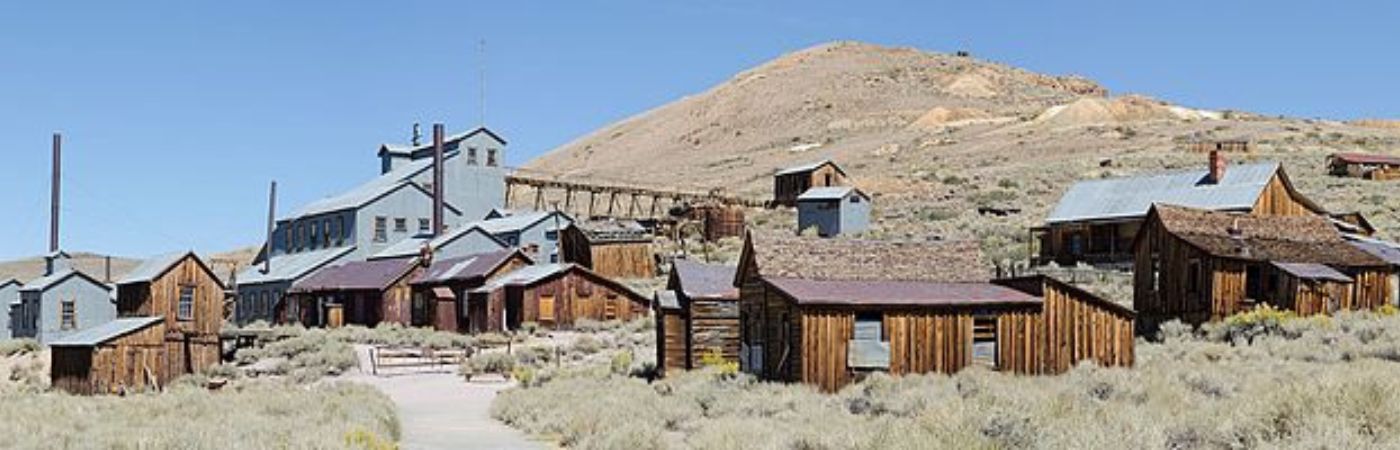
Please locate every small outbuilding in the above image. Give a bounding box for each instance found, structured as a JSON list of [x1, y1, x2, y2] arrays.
[[467, 264, 650, 332], [1346, 236, 1400, 304], [737, 233, 1134, 392], [286, 257, 425, 327], [115, 252, 228, 381], [1133, 204, 1395, 332], [1328, 152, 1400, 180], [559, 220, 656, 279], [50, 317, 166, 395], [410, 248, 534, 332], [796, 186, 871, 237], [773, 160, 848, 207], [656, 260, 740, 376]]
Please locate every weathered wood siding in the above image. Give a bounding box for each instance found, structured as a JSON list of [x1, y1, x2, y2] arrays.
[[993, 278, 1135, 373], [687, 299, 740, 369], [560, 229, 656, 279], [1250, 174, 1318, 216], [773, 165, 847, 207], [517, 274, 647, 329], [115, 255, 225, 380], [798, 309, 848, 392], [51, 321, 167, 395], [884, 311, 973, 376], [1353, 269, 1394, 310], [657, 309, 687, 374]]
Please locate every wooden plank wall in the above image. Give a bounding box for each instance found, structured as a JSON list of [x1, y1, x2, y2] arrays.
[[798, 310, 850, 393], [516, 272, 648, 329], [687, 299, 740, 369], [1290, 278, 1355, 316], [587, 242, 656, 279], [1134, 219, 1216, 330], [884, 312, 973, 376], [1250, 174, 1317, 216], [1353, 269, 1394, 310], [996, 282, 1134, 374], [52, 322, 168, 395], [658, 309, 687, 373]]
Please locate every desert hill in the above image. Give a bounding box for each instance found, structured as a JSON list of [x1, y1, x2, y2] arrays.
[[528, 41, 1400, 263], [0, 247, 258, 287]]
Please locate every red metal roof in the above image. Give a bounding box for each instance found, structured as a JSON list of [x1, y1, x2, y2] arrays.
[[1332, 152, 1400, 166], [289, 258, 418, 293], [766, 277, 1040, 308]]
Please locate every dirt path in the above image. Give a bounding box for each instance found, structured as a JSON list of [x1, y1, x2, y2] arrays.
[[346, 347, 544, 450]]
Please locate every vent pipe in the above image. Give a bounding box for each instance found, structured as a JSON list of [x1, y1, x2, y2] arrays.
[[50, 132, 61, 253], [432, 123, 445, 237], [104, 255, 111, 283], [263, 181, 277, 274]]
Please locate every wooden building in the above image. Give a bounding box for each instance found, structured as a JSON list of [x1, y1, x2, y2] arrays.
[[286, 257, 425, 328], [50, 317, 166, 395], [114, 252, 227, 383], [1133, 204, 1395, 333], [738, 233, 1134, 392], [1328, 152, 1400, 180], [1034, 152, 1325, 267], [1185, 139, 1251, 153], [655, 260, 740, 375], [410, 249, 533, 332], [466, 263, 650, 332], [772, 160, 847, 207], [559, 220, 656, 279]]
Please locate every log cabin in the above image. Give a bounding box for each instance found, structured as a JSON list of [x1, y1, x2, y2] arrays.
[[1133, 204, 1395, 333], [286, 257, 426, 328], [559, 220, 657, 279], [1328, 152, 1400, 180], [656, 260, 740, 376], [1034, 152, 1326, 267], [466, 263, 649, 333], [738, 233, 1134, 392], [772, 160, 848, 207], [113, 252, 227, 383], [409, 248, 533, 332]]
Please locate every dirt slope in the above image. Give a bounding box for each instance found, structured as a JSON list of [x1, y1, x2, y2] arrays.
[[527, 41, 1400, 263]]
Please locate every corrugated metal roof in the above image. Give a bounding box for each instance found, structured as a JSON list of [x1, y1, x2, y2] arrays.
[[1271, 262, 1353, 283], [371, 223, 509, 260], [766, 278, 1040, 307], [776, 159, 839, 176], [412, 249, 523, 285], [471, 264, 569, 293], [1046, 162, 1281, 224], [49, 317, 162, 347], [656, 290, 680, 311], [236, 246, 355, 285], [477, 211, 568, 234], [672, 260, 738, 300], [289, 258, 418, 293], [369, 236, 433, 260], [21, 268, 110, 293], [118, 252, 189, 285], [797, 186, 861, 201], [1347, 236, 1400, 266]]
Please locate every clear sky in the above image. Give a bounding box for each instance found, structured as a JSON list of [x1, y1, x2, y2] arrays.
[[2, 1, 1398, 261]]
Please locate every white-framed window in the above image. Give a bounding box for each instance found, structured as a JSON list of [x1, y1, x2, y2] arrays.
[[419, 218, 431, 233], [177, 286, 195, 321], [374, 217, 388, 242], [395, 218, 408, 232], [60, 300, 76, 330], [467, 147, 478, 165]]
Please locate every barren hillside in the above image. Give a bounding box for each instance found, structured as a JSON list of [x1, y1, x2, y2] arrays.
[[0, 247, 258, 286], [529, 41, 1400, 263]]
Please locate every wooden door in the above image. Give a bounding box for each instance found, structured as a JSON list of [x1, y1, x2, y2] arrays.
[[539, 295, 556, 326], [326, 304, 344, 328]]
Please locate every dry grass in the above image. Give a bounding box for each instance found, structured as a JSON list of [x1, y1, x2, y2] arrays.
[[0, 380, 398, 449], [494, 310, 1400, 449]]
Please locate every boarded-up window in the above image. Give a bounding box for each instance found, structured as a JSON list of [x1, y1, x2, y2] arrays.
[[178, 286, 195, 321], [849, 313, 890, 370], [60, 300, 76, 330], [972, 315, 997, 368], [539, 295, 555, 323]]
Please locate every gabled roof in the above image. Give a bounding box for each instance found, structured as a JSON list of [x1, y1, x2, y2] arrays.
[[568, 219, 651, 243], [0, 279, 20, 289], [1147, 204, 1384, 267], [378, 127, 508, 155], [656, 290, 681, 311], [49, 317, 162, 347], [289, 257, 420, 293], [1330, 152, 1400, 166], [739, 232, 989, 286], [118, 252, 226, 289], [21, 268, 111, 293], [290, 171, 463, 220], [766, 278, 1039, 308], [776, 159, 845, 177], [797, 186, 867, 202], [236, 246, 355, 286], [671, 260, 738, 300], [369, 224, 508, 260], [411, 249, 531, 285], [476, 210, 570, 235], [1046, 162, 1320, 224], [470, 263, 649, 306]]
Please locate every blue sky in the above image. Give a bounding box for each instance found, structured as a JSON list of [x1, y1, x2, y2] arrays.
[[2, 1, 1398, 260]]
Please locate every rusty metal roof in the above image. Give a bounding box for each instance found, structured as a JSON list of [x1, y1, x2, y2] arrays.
[[766, 277, 1040, 308], [1331, 152, 1400, 166], [411, 249, 526, 285], [1271, 262, 1352, 283], [672, 259, 738, 300], [289, 258, 418, 293]]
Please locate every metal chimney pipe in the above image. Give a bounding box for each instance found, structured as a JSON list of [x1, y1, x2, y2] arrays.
[[264, 180, 277, 274], [432, 124, 445, 237], [104, 255, 111, 283], [50, 132, 61, 253]]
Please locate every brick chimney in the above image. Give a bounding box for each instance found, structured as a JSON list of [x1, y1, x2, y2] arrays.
[[1208, 150, 1227, 184]]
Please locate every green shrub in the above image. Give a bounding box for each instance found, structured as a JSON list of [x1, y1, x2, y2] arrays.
[[0, 339, 40, 357], [468, 351, 517, 375], [610, 351, 633, 376]]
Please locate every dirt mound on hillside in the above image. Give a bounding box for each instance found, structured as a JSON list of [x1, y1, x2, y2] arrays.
[[944, 72, 1000, 98], [907, 107, 1012, 131], [1032, 96, 1219, 128]]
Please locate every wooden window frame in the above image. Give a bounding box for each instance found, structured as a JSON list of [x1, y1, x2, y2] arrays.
[[60, 299, 76, 330], [177, 285, 196, 322]]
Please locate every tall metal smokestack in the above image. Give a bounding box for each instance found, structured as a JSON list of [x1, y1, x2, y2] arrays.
[[50, 132, 61, 253], [432, 124, 445, 237], [263, 180, 277, 274]]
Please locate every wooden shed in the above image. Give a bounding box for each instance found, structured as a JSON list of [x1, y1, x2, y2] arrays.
[[559, 220, 657, 279], [466, 263, 650, 332], [115, 252, 228, 382], [409, 248, 533, 333], [50, 317, 167, 395], [738, 233, 1134, 392], [772, 160, 848, 207], [1328, 152, 1400, 180], [1133, 204, 1395, 333], [1035, 153, 1325, 267], [287, 257, 425, 328], [656, 260, 740, 376]]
